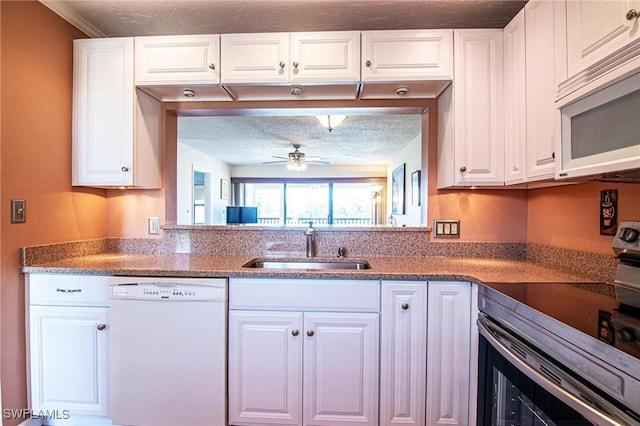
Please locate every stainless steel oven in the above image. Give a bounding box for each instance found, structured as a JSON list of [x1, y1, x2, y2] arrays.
[[477, 221, 640, 426]]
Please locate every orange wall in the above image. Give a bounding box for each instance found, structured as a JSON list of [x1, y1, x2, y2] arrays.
[[0, 1, 105, 421], [528, 182, 640, 255]]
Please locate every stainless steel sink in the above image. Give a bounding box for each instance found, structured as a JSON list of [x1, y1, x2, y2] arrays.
[[242, 258, 371, 270]]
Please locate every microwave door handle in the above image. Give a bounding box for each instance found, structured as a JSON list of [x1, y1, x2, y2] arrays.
[[478, 318, 631, 426]]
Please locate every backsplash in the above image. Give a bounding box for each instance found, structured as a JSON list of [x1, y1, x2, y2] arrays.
[[20, 227, 617, 283]]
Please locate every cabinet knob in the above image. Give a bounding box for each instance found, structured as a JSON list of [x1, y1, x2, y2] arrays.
[[626, 9, 639, 20], [279, 61, 286, 68], [459, 166, 467, 172], [291, 329, 299, 336], [209, 63, 215, 70], [306, 330, 314, 337], [121, 166, 129, 172], [292, 61, 299, 68], [402, 303, 409, 310], [365, 60, 372, 67], [97, 324, 106, 331]]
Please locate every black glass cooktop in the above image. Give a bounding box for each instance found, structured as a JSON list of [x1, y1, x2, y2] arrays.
[[483, 282, 640, 360]]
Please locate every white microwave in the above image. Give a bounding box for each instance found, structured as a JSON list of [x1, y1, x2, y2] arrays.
[[557, 72, 640, 180]]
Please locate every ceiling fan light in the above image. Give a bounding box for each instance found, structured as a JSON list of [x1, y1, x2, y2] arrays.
[[287, 161, 307, 172], [316, 115, 347, 132]]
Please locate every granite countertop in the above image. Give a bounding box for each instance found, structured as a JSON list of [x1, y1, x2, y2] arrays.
[[20, 252, 604, 285]]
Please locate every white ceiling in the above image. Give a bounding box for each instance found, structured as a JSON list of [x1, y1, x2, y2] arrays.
[[41, 0, 525, 166]]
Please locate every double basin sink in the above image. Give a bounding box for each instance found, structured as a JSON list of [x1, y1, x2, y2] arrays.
[[242, 258, 371, 270]]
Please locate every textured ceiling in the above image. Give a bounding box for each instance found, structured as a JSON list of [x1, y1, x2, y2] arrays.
[[40, 0, 527, 38], [41, 0, 525, 166], [178, 114, 423, 166]]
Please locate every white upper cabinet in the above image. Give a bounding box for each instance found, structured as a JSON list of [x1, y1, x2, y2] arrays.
[[438, 30, 505, 188], [73, 38, 161, 188], [558, 0, 640, 98], [220, 31, 360, 100], [360, 30, 453, 99], [525, 0, 559, 181], [503, 9, 527, 185], [134, 34, 232, 102]]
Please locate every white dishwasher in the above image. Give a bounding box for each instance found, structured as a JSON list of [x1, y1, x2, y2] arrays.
[[109, 276, 227, 426]]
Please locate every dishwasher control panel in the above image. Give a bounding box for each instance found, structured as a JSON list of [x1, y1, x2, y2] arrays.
[[110, 281, 226, 301]]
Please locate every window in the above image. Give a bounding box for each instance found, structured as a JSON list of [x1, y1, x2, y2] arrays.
[[235, 179, 385, 226]]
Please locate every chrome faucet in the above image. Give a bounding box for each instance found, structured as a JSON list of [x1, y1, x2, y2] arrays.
[[304, 221, 316, 257]]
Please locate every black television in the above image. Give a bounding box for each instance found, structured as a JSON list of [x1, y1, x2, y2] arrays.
[[226, 206, 258, 224]]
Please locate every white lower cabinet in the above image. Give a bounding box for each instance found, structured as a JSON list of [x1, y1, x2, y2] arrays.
[[229, 310, 379, 426], [380, 281, 427, 426], [27, 274, 111, 424], [426, 281, 472, 426], [381, 281, 471, 426], [228, 278, 380, 426]]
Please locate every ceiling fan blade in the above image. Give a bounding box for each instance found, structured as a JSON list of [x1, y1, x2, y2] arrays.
[[305, 156, 325, 161], [262, 160, 288, 164], [271, 155, 289, 160], [305, 160, 330, 165]]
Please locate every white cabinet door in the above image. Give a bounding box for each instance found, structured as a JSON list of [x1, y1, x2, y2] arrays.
[[525, 0, 558, 181], [425, 282, 471, 426], [290, 31, 360, 83], [503, 9, 527, 185], [73, 38, 134, 187], [135, 34, 220, 84], [228, 310, 303, 425], [73, 38, 161, 188], [29, 306, 109, 417], [439, 30, 504, 187], [361, 30, 453, 80], [565, 0, 640, 80], [303, 312, 379, 426], [359, 30, 453, 99], [380, 282, 427, 426], [221, 32, 291, 84], [134, 34, 232, 102]]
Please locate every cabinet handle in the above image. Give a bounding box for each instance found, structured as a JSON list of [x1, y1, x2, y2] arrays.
[[97, 324, 106, 331], [208, 63, 215, 70], [291, 329, 299, 336], [402, 303, 410, 310], [306, 330, 314, 337], [121, 166, 129, 172], [292, 61, 299, 68], [56, 288, 81, 293], [459, 166, 467, 172], [552, 151, 555, 159], [279, 61, 285, 68], [365, 60, 372, 67], [626, 9, 639, 20]]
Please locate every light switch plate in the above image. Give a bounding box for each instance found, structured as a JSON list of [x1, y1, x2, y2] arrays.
[[434, 219, 460, 238], [11, 199, 26, 223]]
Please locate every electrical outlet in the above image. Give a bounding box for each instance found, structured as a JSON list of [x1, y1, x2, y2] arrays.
[[148, 217, 160, 234], [434, 219, 460, 238]]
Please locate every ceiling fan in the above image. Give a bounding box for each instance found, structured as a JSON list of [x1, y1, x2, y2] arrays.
[[263, 144, 329, 171]]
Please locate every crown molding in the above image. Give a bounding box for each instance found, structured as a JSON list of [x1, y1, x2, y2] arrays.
[[39, 0, 106, 38]]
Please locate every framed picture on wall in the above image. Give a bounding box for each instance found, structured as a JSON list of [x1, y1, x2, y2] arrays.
[[392, 163, 405, 214], [411, 170, 421, 206], [220, 179, 228, 200]]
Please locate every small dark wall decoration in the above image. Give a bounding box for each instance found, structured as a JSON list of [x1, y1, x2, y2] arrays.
[[600, 189, 617, 236], [411, 170, 421, 206], [392, 163, 405, 215]]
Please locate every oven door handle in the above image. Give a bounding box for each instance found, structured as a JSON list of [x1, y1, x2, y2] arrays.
[[478, 317, 633, 426]]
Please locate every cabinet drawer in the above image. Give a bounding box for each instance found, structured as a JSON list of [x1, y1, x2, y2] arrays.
[[28, 274, 109, 306], [230, 278, 380, 312]]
